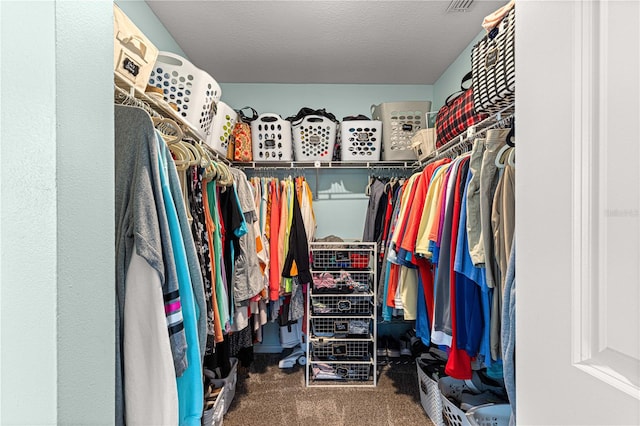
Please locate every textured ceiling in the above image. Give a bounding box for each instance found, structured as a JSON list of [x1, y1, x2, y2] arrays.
[[146, 0, 506, 84]]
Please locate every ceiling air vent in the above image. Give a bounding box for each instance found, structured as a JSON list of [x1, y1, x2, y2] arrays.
[[446, 0, 474, 12]]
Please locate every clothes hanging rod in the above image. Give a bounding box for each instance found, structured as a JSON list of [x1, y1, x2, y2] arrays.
[[113, 79, 231, 166], [235, 160, 414, 170]]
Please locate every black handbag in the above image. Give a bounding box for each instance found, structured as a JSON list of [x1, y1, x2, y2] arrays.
[[471, 6, 515, 114]]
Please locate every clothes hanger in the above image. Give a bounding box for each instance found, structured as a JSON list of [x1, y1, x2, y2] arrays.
[[152, 117, 184, 145], [494, 144, 512, 169], [169, 143, 191, 172], [507, 147, 515, 167], [215, 162, 234, 187], [365, 175, 374, 196], [182, 141, 201, 167], [506, 119, 515, 147]]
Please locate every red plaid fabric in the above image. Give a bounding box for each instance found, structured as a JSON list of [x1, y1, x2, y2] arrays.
[[435, 88, 488, 148]]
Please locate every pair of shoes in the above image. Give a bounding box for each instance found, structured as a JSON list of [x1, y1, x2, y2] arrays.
[[405, 328, 429, 356], [399, 336, 412, 357], [387, 337, 401, 358], [377, 335, 388, 357]]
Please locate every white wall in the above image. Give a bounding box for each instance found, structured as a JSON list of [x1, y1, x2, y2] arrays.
[[221, 83, 431, 240], [116, 0, 188, 57], [220, 83, 433, 120], [0, 1, 114, 424], [1, 3, 58, 423], [432, 30, 485, 112]]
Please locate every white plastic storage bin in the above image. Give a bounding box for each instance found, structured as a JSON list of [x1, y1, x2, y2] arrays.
[[466, 404, 511, 426], [340, 120, 382, 161], [251, 113, 293, 161], [202, 392, 225, 426], [207, 101, 238, 155], [113, 5, 159, 92], [371, 101, 432, 161], [148, 51, 222, 141], [416, 359, 445, 426], [292, 115, 337, 162], [210, 357, 238, 416]]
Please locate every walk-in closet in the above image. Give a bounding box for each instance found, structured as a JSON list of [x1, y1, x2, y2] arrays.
[[1, 1, 639, 425]]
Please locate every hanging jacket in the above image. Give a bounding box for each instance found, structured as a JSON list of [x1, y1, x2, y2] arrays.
[[281, 185, 312, 285]]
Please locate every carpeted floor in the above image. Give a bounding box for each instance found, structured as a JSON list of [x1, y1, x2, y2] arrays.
[[223, 353, 433, 426]]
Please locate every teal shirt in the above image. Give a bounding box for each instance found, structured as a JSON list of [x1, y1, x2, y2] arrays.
[[157, 135, 203, 426]]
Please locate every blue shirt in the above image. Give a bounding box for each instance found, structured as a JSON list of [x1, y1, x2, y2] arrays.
[[454, 168, 493, 367], [157, 136, 203, 426]]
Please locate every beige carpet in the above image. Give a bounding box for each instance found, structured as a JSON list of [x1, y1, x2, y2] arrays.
[[223, 354, 434, 426]]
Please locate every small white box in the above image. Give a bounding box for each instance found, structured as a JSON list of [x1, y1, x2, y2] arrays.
[[411, 128, 437, 162]]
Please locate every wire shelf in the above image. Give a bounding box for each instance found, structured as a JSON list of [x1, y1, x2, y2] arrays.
[[310, 340, 373, 361], [311, 295, 374, 316]]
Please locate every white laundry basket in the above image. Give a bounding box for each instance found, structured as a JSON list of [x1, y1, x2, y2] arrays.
[[251, 113, 293, 161], [207, 101, 237, 155], [340, 120, 382, 161], [292, 115, 337, 162], [371, 101, 432, 161], [416, 359, 445, 426], [148, 51, 222, 141]]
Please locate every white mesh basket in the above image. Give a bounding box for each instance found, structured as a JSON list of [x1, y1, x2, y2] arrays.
[[466, 404, 511, 426], [310, 361, 371, 382], [292, 115, 337, 161], [207, 101, 237, 155], [310, 339, 372, 361], [250, 113, 293, 161], [311, 295, 373, 316], [371, 101, 432, 161], [441, 393, 472, 426], [416, 359, 445, 426], [148, 51, 222, 141], [340, 120, 382, 161]]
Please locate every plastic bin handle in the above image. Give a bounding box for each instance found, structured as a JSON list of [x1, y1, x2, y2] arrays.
[[156, 52, 184, 67], [258, 113, 281, 122], [370, 104, 379, 116], [122, 35, 148, 59], [303, 115, 325, 123]]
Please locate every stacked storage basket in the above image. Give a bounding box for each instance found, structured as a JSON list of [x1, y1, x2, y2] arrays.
[[251, 113, 293, 161], [208, 101, 238, 156], [292, 115, 337, 162], [148, 51, 222, 143], [371, 101, 432, 161], [340, 120, 382, 161], [306, 242, 377, 387], [113, 5, 159, 93]]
